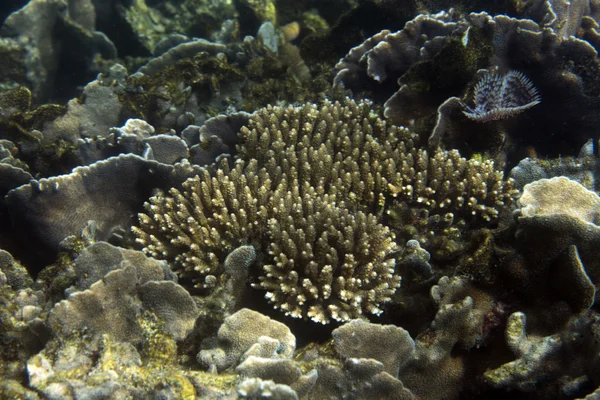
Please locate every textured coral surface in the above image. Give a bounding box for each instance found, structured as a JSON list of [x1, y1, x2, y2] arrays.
[[1, 1, 600, 399]]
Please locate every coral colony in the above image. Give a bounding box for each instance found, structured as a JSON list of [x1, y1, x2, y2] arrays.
[[1, 0, 600, 399]]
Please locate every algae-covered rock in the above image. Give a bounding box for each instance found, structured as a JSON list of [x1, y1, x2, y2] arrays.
[[0, 250, 49, 385], [27, 334, 200, 399]]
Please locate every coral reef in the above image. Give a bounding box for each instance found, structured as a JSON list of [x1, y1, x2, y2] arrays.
[[0, 0, 116, 104], [1, 0, 600, 398], [509, 139, 600, 191], [332, 319, 415, 376], [485, 311, 600, 394], [6, 153, 203, 268], [507, 177, 600, 315], [0, 250, 48, 385], [334, 9, 600, 166], [198, 308, 295, 372]]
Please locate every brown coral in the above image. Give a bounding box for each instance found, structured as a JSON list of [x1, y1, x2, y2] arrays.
[[260, 194, 399, 323], [134, 98, 516, 323], [238, 99, 517, 260], [132, 158, 271, 285]]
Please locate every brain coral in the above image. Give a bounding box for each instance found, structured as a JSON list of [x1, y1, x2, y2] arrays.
[[133, 98, 516, 323]]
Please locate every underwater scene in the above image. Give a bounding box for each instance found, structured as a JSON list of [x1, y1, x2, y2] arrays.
[[1, 0, 600, 399]]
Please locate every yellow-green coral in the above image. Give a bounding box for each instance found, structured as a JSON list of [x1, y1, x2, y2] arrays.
[[27, 333, 209, 399]]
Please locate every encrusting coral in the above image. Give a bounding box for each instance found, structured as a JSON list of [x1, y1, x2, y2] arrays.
[[507, 176, 600, 314], [133, 98, 517, 323]]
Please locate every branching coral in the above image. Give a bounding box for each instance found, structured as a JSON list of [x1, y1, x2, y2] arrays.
[[134, 98, 516, 323], [132, 158, 272, 285], [260, 194, 399, 323], [238, 99, 515, 225]]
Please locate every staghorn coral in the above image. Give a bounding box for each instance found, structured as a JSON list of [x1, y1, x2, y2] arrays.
[[134, 98, 516, 323], [259, 194, 399, 323], [238, 98, 516, 226], [132, 158, 272, 286]]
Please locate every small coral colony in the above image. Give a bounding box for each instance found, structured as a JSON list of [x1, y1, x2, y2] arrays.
[[1, 0, 600, 399]]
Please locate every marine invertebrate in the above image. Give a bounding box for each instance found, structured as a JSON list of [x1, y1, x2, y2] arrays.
[[237, 99, 515, 225], [197, 308, 295, 372], [518, 176, 600, 223], [509, 140, 599, 190], [259, 195, 400, 323], [48, 242, 198, 344], [133, 158, 272, 286], [313, 357, 417, 400], [27, 334, 201, 399], [484, 311, 600, 392], [134, 98, 516, 323], [505, 176, 599, 315], [336, 10, 600, 164], [395, 275, 493, 400], [281, 21, 301, 42], [0, 0, 117, 103], [6, 153, 203, 268], [332, 319, 415, 377], [462, 70, 541, 122], [236, 378, 299, 399]]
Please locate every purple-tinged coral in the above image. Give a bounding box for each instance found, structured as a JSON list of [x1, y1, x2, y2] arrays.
[[197, 308, 295, 372], [48, 242, 198, 344], [462, 70, 541, 122]]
